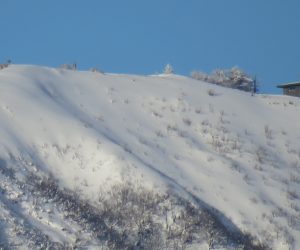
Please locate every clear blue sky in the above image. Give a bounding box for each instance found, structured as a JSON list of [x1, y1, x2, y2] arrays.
[[1, 0, 300, 93]]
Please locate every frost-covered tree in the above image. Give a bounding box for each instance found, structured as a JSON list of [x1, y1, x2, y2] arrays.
[[163, 64, 174, 74], [60, 64, 72, 70], [228, 67, 253, 91], [211, 69, 230, 85], [191, 71, 209, 81], [191, 67, 257, 93]]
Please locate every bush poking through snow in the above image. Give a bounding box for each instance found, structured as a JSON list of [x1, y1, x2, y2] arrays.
[[21, 173, 270, 249], [264, 125, 273, 140], [60, 63, 77, 70], [0, 63, 9, 70], [90, 67, 104, 73], [207, 89, 217, 96]]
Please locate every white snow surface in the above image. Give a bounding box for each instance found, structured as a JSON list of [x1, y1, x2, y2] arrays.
[[0, 65, 299, 249]]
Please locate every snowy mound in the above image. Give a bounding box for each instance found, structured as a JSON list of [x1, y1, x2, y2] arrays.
[[0, 65, 299, 249]]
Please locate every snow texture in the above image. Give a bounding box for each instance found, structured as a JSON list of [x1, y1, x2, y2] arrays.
[[0, 65, 299, 249]]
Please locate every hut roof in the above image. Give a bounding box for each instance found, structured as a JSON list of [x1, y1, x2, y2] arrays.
[[277, 82, 300, 88]]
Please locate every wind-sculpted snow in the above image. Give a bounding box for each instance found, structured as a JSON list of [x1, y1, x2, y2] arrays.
[[0, 65, 299, 249]]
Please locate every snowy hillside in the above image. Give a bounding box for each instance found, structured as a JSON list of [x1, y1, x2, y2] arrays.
[[0, 65, 299, 249]]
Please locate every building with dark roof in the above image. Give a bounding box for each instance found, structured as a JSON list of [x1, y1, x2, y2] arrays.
[[277, 82, 300, 97]]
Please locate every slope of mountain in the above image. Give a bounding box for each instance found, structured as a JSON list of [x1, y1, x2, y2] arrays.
[[0, 65, 299, 249]]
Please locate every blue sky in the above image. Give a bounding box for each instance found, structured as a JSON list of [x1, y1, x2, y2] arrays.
[[1, 0, 300, 93]]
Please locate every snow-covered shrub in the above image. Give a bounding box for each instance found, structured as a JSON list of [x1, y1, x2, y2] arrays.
[[207, 89, 217, 96], [90, 67, 104, 73], [191, 67, 257, 93], [183, 118, 192, 126], [195, 107, 202, 114], [210, 69, 230, 85], [60, 64, 73, 70], [287, 190, 298, 200], [191, 71, 209, 81], [227, 67, 254, 91], [0, 63, 9, 70], [290, 174, 300, 184], [255, 146, 267, 164], [264, 125, 273, 139], [60, 63, 77, 70], [163, 63, 174, 74], [23, 172, 268, 249]]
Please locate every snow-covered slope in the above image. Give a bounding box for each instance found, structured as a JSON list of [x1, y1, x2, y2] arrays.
[[0, 65, 299, 249]]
